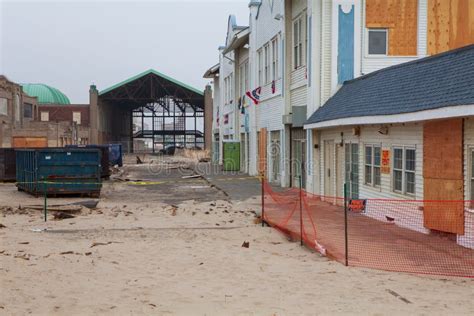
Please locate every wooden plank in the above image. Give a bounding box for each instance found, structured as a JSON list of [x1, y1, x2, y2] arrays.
[[423, 179, 464, 234], [428, 0, 474, 55], [12, 137, 48, 148], [423, 119, 464, 234], [366, 0, 418, 56], [423, 119, 463, 180]]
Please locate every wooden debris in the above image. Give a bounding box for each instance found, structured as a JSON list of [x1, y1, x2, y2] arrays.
[[53, 212, 76, 220], [386, 289, 412, 304], [90, 241, 121, 248], [18, 242, 29, 245], [181, 174, 202, 179], [60, 251, 74, 255], [241, 241, 250, 248]]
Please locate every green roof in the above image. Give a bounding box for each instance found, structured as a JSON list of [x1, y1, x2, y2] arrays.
[[99, 69, 204, 96], [21, 83, 71, 105]]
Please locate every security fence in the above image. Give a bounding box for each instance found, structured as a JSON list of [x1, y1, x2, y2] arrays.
[[262, 181, 474, 278]]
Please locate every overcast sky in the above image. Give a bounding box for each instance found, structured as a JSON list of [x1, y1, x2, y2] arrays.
[[0, 0, 249, 103]]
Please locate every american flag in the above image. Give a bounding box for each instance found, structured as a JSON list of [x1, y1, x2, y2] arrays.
[[246, 87, 261, 105]]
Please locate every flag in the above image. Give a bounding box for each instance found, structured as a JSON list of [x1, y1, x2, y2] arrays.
[[271, 80, 276, 94], [246, 87, 261, 105]]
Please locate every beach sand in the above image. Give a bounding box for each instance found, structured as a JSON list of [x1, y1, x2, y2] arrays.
[[0, 159, 472, 315]]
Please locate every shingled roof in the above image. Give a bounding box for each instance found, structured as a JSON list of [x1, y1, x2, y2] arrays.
[[305, 44, 474, 127]]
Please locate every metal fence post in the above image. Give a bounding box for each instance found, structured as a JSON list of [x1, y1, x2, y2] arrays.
[[43, 181, 48, 222], [300, 173, 303, 247], [344, 182, 348, 266]]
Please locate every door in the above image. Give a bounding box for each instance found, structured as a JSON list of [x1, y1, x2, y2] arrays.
[[291, 128, 306, 188], [324, 141, 335, 196], [345, 143, 359, 199], [270, 131, 281, 183], [336, 145, 345, 204]]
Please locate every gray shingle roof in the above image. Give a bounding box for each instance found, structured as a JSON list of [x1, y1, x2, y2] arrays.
[[306, 44, 474, 126]]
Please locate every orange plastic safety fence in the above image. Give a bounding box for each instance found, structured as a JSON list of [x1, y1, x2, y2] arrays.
[[262, 181, 474, 278]]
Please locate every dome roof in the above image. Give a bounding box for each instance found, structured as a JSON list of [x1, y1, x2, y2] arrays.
[[21, 83, 70, 105]]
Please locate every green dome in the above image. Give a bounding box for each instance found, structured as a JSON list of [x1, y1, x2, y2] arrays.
[[21, 83, 70, 105]]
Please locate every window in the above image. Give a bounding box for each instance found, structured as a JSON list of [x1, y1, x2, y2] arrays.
[[368, 29, 388, 55], [264, 44, 270, 84], [257, 49, 263, 86], [73, 111, 81, 125], [271, 37, 279, 81], [0, 98, 7, 116], [293, 16, 304, 68], [224, 75, 233, 104], [239, 61, 249, 97], [40, 111, 49, 122], [365, 145, 381, 187], [393, 147, 416, 195], [23, 103, 33, 118]]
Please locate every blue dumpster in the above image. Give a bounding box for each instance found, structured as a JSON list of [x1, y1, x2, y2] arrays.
[[16, 148, 102, 197], [66, 143, 123, 167]]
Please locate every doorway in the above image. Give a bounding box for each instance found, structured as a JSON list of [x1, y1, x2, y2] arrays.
[[324, 141, 335, 196]]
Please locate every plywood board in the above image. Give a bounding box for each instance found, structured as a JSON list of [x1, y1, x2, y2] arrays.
[[428, 0, 474, 55], [423, 119, 464, 234], [12, 137, 48, 148], [423, 119, 463, 180], [366, 0, 418, 56], [423, 179, 465, 234]]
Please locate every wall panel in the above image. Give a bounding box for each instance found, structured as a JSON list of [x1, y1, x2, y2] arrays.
[[428, 0, 474, 55], [366, 0, 418, 56]]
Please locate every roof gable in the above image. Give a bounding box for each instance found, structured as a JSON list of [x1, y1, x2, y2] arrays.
[[99, 69, 203, 96]]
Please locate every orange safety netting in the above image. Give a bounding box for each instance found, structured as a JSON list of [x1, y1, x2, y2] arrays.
[[262, 181, 474, 278]]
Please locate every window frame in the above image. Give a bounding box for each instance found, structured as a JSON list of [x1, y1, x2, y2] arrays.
[[271, 36, 279, 81], [72, 111, 81, 125], [392, 146, 416, 196], [264, 43, 270, 84], [23, 103, 33, 119], [239, 60, 249, 98], [364, 144, 381, 188], [40, 111, 49, 122], [293, 15, 304, 69], [367, 28, 389, 56], [257, 49, 263, 86]]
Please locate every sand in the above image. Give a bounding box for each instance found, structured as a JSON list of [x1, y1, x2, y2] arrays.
[[0, 160, 473, 315]]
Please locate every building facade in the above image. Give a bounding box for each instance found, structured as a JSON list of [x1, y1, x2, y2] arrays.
[[205, 0, 474, 249]]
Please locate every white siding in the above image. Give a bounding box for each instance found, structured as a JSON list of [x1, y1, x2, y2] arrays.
[[290, 85, 307, 107], [459, 117, 474, 249], [318, 124, 427, 234], [320, 0, 333, 105], [256, 96, 284, 132], [290, 67, 307, 88]]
